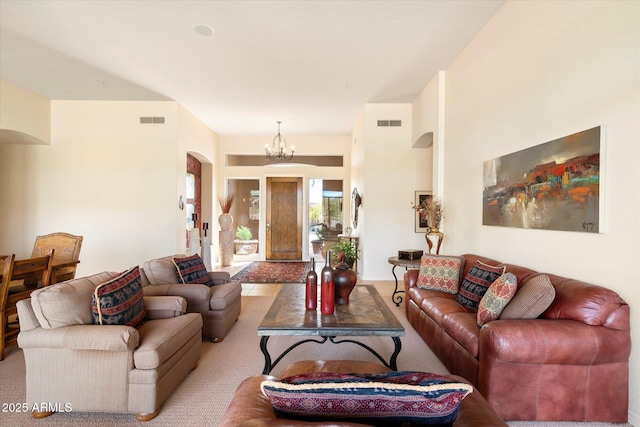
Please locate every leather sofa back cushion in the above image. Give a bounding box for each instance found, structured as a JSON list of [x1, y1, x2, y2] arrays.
[[30, 271, 115, 329], [541, 274, 628, 327]]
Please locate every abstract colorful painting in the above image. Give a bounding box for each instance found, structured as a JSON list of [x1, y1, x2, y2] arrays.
[[483, 126, 603, 233]]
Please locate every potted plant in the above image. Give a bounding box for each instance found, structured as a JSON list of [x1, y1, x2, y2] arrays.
[[331, 239, 358, 269], [311, 223, 325, 255], [234, 225, 258, 255]]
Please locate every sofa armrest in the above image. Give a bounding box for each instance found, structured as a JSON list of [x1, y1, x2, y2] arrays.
[[143, 295, 187, 319], [480, 319, 631, 365], [16, 299, 40, 331], [18, 324, 139, 351], [219, 375, 278, 427], [210, 271, 231, 284], [404, 269, 419, 291]]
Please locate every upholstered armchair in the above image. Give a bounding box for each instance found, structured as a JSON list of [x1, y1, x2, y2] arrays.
[[140, 254, 242, 342], [17, 271, 203, 421]]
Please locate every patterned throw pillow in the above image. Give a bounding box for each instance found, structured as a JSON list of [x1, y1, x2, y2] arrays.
[[92, 266, 146, 327], [456, 261, 506, 312], [500, 273, 556, 319], [477, 272, 518, 326], [173, 254, 214, 287], [261, 371, 473, 425], [416, 255, 463, 294]]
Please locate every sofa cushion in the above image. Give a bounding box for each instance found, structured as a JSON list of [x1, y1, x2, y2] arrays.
[[441, 312, 480, 357], [92, 266, 146, 327], [30, 271, 114, 329], [456, 261, 505, 312], [173, 254, 214, 287], [477, 273, 518, 326], [501, 273, 555, 319], [419, 293, 467, 327], [416, 254, 464, 294], [134, 312, 202, 369], [261, 371, 473, 425]]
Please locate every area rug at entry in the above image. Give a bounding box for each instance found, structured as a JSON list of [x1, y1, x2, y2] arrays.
[[230, 261, 309, 283]]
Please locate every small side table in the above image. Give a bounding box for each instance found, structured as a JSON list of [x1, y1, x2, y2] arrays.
[[388, 256, 421, 306]]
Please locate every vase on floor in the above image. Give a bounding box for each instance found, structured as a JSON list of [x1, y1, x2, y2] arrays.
[[425, 228, 444, 255], [218, 213, 233, 232], [333, 259, 357, 304]]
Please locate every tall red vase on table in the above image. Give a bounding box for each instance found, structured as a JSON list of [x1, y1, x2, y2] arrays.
[[320, 251, 334, 315], [305, 258, 317, 310]]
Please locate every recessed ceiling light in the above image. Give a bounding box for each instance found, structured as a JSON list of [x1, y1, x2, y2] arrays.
[[194, 24, 214, 37]]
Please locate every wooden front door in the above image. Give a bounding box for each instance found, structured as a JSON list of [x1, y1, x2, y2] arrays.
[[266, 177, 302, 260]]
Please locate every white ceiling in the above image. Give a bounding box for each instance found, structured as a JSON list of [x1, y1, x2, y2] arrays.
[[0, 1, 504, 135]]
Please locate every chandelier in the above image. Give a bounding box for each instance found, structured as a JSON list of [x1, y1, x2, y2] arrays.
[[265, 121, 294, 162]]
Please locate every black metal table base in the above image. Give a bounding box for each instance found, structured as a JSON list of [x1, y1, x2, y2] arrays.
[[260, 335, 402, 375], [391, 265, 405, 306]]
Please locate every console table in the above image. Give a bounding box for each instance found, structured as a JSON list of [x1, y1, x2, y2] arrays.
[[387, 256, 420, 306]]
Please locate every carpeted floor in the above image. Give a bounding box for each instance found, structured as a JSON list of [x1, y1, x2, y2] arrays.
[[230, 261, 309, 283], [0, 282, 633, 426]]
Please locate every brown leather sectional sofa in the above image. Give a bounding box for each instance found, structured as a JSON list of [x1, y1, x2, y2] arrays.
[[219, 360, 508, 427], [404, 254, 631, 422]]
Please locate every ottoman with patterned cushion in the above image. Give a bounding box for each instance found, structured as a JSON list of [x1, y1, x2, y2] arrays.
[[219, 360, 507, 427]]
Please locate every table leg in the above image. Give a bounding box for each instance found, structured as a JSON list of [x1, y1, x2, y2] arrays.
[[391, 265, 404, 306], [260, 336, 272, 374], [389, 336, 402, 371]]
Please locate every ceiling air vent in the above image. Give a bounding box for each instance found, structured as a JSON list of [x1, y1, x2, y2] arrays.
[[140, 116, 165, 124], [377, 120, 402, 127]]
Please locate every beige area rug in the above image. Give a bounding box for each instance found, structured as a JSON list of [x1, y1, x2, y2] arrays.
[[0, 282, 633, 427]]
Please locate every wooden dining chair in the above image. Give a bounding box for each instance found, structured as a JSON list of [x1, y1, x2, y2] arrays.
[[0, 254, 15, 361], [32, 232, 82, 283], [1, 250, 54, 360]]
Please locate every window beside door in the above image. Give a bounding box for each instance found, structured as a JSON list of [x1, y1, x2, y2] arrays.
[[309, 179, 343, 257]]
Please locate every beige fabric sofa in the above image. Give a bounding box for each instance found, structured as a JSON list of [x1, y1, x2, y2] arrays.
[[140, 255, 242, 342], [17, 271, 203, 421]]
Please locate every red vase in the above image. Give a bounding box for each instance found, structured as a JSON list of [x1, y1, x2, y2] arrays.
[[333, 261, 357, 304], [305, 258, 317, 311], [320, 251, 334, 315]]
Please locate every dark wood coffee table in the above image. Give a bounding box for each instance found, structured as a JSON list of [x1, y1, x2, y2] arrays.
[[258, 284, 404, 374]]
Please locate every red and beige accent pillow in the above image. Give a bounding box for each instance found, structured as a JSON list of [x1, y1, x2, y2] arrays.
[[477, 272, 518, 326], [416, 255, 464, 294], [261, 371, 473, 425]]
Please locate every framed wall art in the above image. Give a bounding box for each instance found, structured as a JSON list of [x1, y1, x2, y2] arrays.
[[414, 191, 432, 233], [482, 126, 604, 233]]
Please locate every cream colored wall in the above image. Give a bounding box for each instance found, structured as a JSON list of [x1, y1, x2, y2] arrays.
[[0, 79, 50, 145], [216, 134, 351, 262], [0, 99, 220, 277], [443, 1, 639, 423], [360, 103, 432, 280]]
